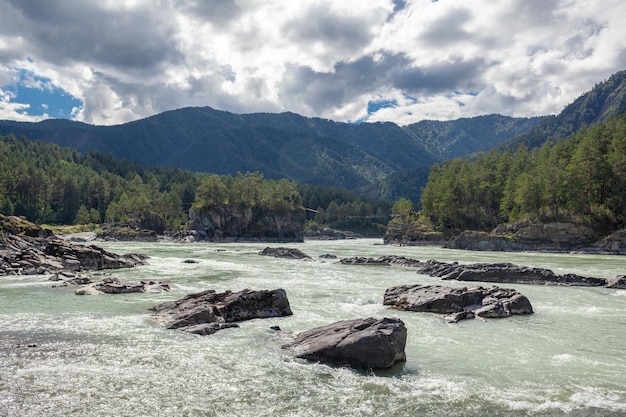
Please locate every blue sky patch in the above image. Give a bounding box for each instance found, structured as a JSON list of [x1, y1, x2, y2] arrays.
[[5, 70, 82, 119], [367, 98, 397, 115]]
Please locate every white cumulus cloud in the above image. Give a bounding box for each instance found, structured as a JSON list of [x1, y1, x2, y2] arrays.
[[0, 0, 623, 125]]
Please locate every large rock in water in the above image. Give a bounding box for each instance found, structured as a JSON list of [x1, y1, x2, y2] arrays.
[[383, 284, 533, 322], [282, 317, 407, 369], [416, 260, 607, 287], [150, 288, 293, 335], [259, 247, 311, 259], [338, 255, 424, 267]]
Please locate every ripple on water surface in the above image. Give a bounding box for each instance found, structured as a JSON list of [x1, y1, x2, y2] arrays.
[[1, 240, 625, 416]]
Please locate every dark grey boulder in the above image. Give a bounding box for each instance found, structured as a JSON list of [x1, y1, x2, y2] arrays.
[[338, 255, 424, 267], [282, 317, 407, 369], [383, 284, 533, 323], [259, 247, 311, 259], [150, 288, 293, 335], [383, 285, 483, 314], [417, 260, 607, 287]]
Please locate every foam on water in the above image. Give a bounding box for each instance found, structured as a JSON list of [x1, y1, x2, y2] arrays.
[[1, 240, 625, 416]]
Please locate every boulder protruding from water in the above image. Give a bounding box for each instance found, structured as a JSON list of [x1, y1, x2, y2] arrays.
[[383, 284, 533, 322], [259, 247, 311, 259], [73, 277, 172, 295], [338, 255, 423, 267], [150, 288, 293, 335], [282, 317, 407, 369], [416, 260, 607, 287]]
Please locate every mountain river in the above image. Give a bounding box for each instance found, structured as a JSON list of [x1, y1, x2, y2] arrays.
[[1, 239, 625, 416]]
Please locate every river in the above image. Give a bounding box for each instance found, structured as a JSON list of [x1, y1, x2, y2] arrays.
[[1, 239, 625, 416]]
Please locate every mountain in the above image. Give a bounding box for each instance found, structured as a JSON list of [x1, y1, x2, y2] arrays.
[[3, 69, 623, 201], [404, 114, 545, 160], [500, 69, 626, 151], [382, 69, 626, 203], [0, 108, 541, 197]]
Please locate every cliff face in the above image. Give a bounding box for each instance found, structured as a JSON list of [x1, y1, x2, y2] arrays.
[[188, 204, 305, 242]]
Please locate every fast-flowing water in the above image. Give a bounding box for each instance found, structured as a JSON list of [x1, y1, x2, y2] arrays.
[[1, 239, 625, 417]]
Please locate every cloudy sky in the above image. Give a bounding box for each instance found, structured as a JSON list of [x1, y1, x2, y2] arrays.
[[0, 0, 625, 126]]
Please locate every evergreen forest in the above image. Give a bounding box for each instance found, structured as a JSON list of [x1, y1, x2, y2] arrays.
[[0, 133, 389, 234], [420, 113, 626, 234]]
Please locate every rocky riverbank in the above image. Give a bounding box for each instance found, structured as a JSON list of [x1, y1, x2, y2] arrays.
[[0, 215, 147, 276], [384, 219, 626, 255]]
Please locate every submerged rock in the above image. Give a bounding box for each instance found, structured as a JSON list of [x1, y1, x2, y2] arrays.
[[383, 284, 533, 323], [416, 260, 607, 287], [282, 317, 407, 369], [259, 247, 311, 259], [150, 288, 293, 335]]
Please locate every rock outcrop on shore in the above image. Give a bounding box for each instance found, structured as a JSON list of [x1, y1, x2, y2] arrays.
[[0, 215, 147, 276], [385, 217, 626, 255], [383, 217, 446, 246], [383, 284, 534, 322], [447, 221, 599, 252], [150, 288, 293, 335], [282, 317, 407, 369], [589, 230, 626, 255], [305, 225, 363, 240], [188, 204, 305, 242]]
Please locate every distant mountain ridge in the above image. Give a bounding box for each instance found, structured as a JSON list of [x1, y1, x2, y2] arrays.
[[0, 109, 541, 195], [1, 69, 625, 201], [500, 69, 626, 151]]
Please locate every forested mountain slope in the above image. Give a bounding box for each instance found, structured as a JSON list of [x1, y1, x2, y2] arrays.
[[500, 69, 626, 151], [1, 70, 624, 202], [420, 112, 626, 233], [404, 114, 544, 160], [0, 108, 539, 195], [382, 69, 626, 203]]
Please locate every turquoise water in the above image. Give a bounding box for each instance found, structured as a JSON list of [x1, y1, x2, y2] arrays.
[[1, 239, 625, 416]]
